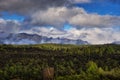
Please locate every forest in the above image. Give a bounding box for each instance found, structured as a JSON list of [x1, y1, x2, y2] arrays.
[[0, 44, 120, 80]]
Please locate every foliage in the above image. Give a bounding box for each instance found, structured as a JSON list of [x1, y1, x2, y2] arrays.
[[0, 44, 120, 80]]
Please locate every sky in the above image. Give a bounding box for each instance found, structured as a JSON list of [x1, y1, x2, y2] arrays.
[[0, 0, 120, 44]]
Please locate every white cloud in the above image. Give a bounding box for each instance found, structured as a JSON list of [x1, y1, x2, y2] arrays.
[[69, 14, 120, 27], [0, 18, 21, 33], [67, 28, 120, 44], [31, 7, 86, 27], [21, 27, 120, 44], [31, 7, 120, 28], [72, 0, 91, 3], [20, 27, 67, 38]]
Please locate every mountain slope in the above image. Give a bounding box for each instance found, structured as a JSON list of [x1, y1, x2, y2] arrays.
[[0, 32, 89, 45], [112, 41, 120, 44]]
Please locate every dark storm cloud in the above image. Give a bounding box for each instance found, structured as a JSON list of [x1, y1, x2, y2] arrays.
[[0, 0, 70, 14]]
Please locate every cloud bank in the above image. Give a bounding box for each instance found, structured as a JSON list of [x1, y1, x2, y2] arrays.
[[0, 0, 70, 14], [0, 18, 20, 33], [72, 0, 91, 3], [20, 27, 120, 44], [31, 7, 120, 28]]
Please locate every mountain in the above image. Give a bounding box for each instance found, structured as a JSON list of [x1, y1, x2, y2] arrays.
[[111, 41, 120, 44], [0, 32, 89, 45]]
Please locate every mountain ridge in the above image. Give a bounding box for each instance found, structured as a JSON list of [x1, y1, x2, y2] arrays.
[[0, 32, 89, 45]]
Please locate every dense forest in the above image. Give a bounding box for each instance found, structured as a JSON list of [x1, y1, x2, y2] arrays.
[[0, 44, 120, 80]]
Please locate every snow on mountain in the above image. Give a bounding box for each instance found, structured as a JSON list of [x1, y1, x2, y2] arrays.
[[0, 31, 10, 39], [4, 39, 37, 45], [0, 32, 89, 45]]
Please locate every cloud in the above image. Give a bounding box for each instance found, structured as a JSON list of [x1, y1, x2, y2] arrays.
[[0, 18, 21, 33], [0, 0, 70, 14], [31, 7, 86, 27], [1, 0, 120, 28], [0, 0, 92, 14], [31, 7, 120, 28], [69, 14, 120, 27], [71, 0, 91, 3], [67, 28, 120, 44], [20, 27, 120, 44], [20, 27, 67, 38]]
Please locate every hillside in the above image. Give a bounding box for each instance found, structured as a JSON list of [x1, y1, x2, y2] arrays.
[[0, 44, 120, 80]]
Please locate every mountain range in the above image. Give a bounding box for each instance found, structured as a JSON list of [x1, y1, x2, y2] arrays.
[[112, 41, 120, 45], [0, 31, 89, 45], [0, 31, 120, 45]]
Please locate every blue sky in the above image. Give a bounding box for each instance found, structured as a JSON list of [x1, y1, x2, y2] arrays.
[[75, 1, 120, 16], [0, 12, 24, 22]]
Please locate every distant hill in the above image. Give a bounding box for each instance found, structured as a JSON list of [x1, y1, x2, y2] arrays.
[[0, 32, 89, 45], [111, 41, 120, 44]]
